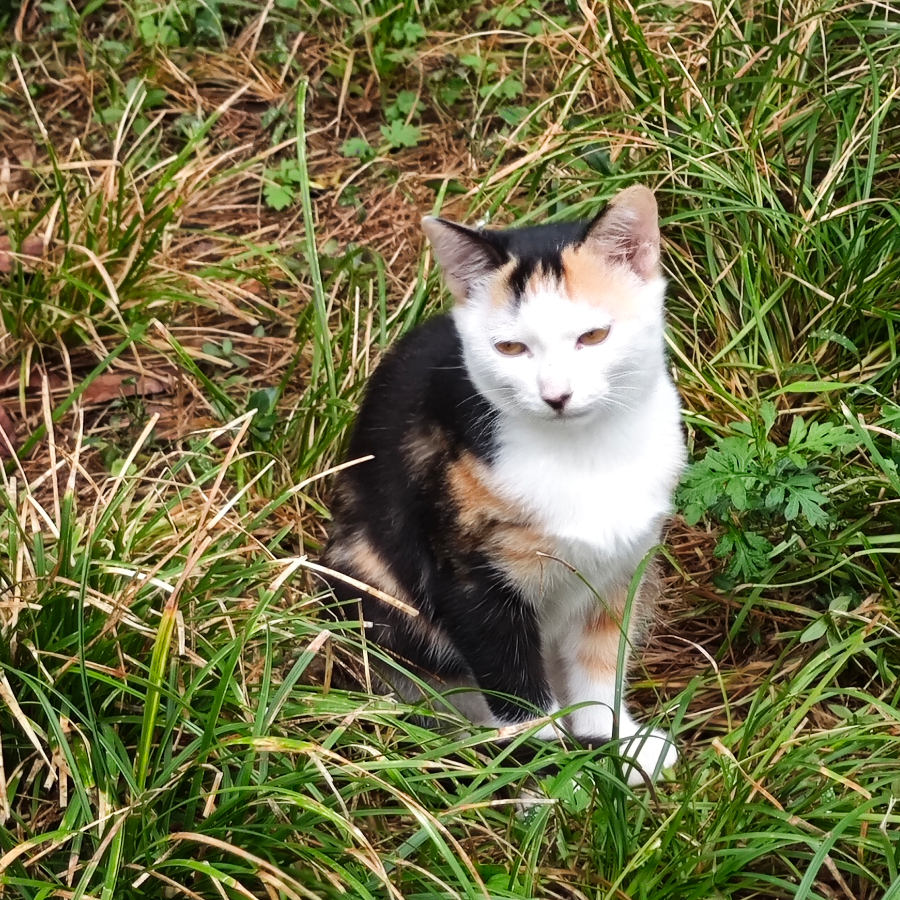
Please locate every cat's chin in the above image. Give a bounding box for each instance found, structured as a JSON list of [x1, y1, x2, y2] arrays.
[[526, 406, 601, 425], [505, 409, 592, 426]]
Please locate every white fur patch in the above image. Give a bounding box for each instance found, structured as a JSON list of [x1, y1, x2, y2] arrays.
[[450, 265, 684, 772], [456, 279, 685, 622]]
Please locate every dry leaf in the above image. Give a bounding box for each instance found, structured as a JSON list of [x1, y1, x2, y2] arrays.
[[1, 139, 37, 192], [0, 234, 47, 274], [0, 404, 17, 458], [81, 372, 174, 406], [146, 402, 216, 441], [0, 367, 66, 395], [0, 236, 12, 275]]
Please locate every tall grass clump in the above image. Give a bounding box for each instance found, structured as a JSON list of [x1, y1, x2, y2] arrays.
[[0, 413, 565, 898], [0, 82, 275, 364]]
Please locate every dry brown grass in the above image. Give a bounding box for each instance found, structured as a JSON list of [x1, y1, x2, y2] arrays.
[[0, 3, 803, 726]]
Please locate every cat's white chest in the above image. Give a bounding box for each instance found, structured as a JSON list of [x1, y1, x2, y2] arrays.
[[535, 454, 666, 561], [489, 383, 684, 602]]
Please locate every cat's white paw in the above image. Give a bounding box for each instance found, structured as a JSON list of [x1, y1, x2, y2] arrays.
[[618, 728, 678, 786]]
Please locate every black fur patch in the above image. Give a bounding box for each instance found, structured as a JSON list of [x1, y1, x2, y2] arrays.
[[478, 220, 591, 302], [322, 315, 555, 722]]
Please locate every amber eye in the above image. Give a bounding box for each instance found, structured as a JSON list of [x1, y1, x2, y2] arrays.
[[494, 340, 528, 357], [578, 326, 611, 347]]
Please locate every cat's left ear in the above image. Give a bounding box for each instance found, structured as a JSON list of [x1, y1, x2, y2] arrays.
[[583, 185, 660, 281], [422, 217, 505, 302]]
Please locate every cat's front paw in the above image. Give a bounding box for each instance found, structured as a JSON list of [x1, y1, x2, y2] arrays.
[[618, 728, 678, 786]]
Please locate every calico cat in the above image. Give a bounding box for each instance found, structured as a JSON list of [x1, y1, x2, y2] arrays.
[[322, 184, 685, 785]]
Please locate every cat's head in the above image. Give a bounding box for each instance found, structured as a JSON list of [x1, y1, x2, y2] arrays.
[[423, 185, 668, 425]]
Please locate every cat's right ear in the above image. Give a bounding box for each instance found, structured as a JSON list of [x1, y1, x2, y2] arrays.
[[422, 217, 505, 303], [583, 185, 660, 281]]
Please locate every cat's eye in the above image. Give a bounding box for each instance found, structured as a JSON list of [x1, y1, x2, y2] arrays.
[[578, 326, 611, 347], [494, 340, 528, 357]]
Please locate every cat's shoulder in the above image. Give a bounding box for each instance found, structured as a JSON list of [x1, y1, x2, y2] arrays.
[[397, 312, 461, 357], [350, 313, 497, 459], [353, 316, 457, 407]]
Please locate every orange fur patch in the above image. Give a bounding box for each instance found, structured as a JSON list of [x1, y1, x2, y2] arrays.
[[561, 245, 644, 318], [488, 259, 517, 307], [327, 536, 457, 649], [525, 266, 550, 296], [446, 453, 548, 581], [576, 571, 661, 677], [446, 453, 511, 528], [402, 424, 447, 478], [576, 607, 628, 678], [328, 536, 413, 608]]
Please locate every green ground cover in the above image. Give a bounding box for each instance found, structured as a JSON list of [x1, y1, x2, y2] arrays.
[[0, 0, 898, 897]]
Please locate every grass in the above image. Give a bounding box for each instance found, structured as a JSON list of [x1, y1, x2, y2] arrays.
[[0, 0, 899, 898]]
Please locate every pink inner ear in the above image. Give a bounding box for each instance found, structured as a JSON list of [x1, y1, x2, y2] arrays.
[[584, 186, 661, 281], [422, 217, 502, 303], [633, 242, 659, 279]]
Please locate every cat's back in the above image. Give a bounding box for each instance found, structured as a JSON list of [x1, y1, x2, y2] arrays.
[[328, 314, 497, 565], [348, 314, 455, 440], [325, 313, 502, 613]]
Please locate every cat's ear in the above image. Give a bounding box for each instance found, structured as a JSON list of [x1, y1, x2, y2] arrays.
[[583, 185, 660, 280], [422, 217, 505, 302]]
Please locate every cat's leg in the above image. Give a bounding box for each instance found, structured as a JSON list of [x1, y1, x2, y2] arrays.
[[439, 572, 562, 740], [562, 606, 676, 785], [324, 545, 561, 738], [320, 546, 470, 702]]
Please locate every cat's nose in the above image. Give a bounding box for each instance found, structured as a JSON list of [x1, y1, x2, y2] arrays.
[[542, 392, 572, 412]]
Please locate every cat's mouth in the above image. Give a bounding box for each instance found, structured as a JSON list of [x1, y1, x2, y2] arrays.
[[550, 408, 590, 421]]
